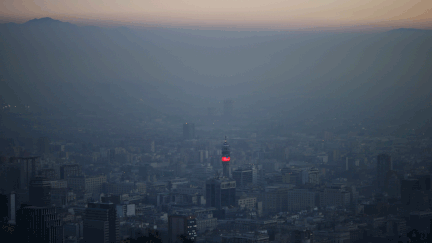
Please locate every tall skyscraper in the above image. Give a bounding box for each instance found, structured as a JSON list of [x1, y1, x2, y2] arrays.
[[377, 154, 392, 189], [205, 177, 236, 209], [221, 136, 231, 178], [183, 123, 195, 140], [168, 215, 197, 243], [29, 176, 51, 207], [83, 202, 119, 243], [17, 206, 63, 243], [1, 157, 40, 190]]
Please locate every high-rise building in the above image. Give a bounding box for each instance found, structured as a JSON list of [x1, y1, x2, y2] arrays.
[[232, 168, 253, 188], [221, 136, 231, 178], [183, 123, 195, 140], [64, 221, 83, 242], [29, 176, 51, 207], [168, 215, 197, 243], [0, 192, 16, 224], [83, 202, 119, 243], [251, 165, 258, 185], [205, 177, 236, 209], [408, 212, 432, 237], [377, 154, 392, 188], [17, 206, 63, 243], [386, 217, 407, 237], [401, 178, 430, 211], [48, 179, 70, 207], [2, 157, 40, 190], [0, 193, 8, 224], [223, 99, 234, 117], [60, 164, 81, 179]]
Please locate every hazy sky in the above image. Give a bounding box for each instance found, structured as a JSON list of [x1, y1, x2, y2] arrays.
[[1, 0, 432, 29]]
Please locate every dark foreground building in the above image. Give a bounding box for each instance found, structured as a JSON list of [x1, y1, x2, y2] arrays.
[[168, 214, 197, 243], [206, 177, 236, 209], [17, 206, 63, 243], [83, 202, 119, 243], [29, 176, 51, 207]]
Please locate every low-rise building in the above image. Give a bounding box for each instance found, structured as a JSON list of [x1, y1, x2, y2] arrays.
[[287, 189, 316, 212], [67, 175, 106, 194]]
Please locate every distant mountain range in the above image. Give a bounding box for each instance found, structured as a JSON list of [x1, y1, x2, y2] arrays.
[[1, 18, 431, 136]]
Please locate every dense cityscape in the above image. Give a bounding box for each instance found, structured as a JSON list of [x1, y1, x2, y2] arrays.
[[1, 98, 432, 243], [1, 1, 432, 241]]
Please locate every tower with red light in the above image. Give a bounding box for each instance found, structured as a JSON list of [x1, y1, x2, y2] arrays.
[[222, 136, 231, 178]]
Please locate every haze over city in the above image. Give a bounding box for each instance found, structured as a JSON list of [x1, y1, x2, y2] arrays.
[[1, 0, 432, 243]]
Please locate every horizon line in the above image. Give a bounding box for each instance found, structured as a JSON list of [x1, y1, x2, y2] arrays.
[[1, 16, 432, 33]]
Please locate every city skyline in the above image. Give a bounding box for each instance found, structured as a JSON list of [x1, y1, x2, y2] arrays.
[[1, 0, 432, 242]]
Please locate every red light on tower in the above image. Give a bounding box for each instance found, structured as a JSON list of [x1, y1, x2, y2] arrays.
[[222, 136, 231, 177]]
